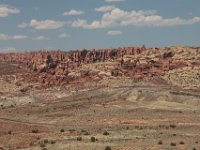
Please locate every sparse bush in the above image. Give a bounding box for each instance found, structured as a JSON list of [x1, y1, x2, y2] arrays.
[[139, 127, 143, 130], [41, 148, 47, 150], [40, 143, 46, 148], [69, 129, 76, 132], [8, 130, 12, 135], [170, 142, 176, 146], [179, 141, 184, 144], [32, 129, 39, 133], [193, 148, 196, 150], [103, 131, 109, 136], [77, 137, 82, 141], [84, 132, 90, 135], [15, 82, 22, 86], [158, 140, 163, 145], [135, 126, 139, 129], [43, 139, 48, 144], [81, 129, 86, 132], [60, 129, 65, 132], [29, 142, 33, 146], [50, 140, 56, 144], [90, 136, 96, 142], [173, 133, 176, 136], [170, 124, 176, 128], [195, 141, 198, 144], [105, 146, 112, 150]]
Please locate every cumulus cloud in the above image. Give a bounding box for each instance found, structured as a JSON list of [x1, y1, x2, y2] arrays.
[[107, 30, 122, 35], [18, 19, 65, 30], [71, 19, 87, 28], [58, 33, 71, 38], [0, 4, 20, 17], [33, 36, 47, 40], [30, 19, 65, 30], [95, 6, 116, 12], [0, 47, 16, 53], [70, 8, 200, 29], [18, 22, 28, 28], [0, 33, 28, 40], [105, 0, 125, 2], [63, 9, 84, 16]]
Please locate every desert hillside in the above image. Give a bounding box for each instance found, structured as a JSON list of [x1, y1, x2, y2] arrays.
[[0, 46, 200, 150]]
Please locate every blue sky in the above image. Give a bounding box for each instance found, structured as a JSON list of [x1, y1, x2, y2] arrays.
[[0, 0, 200, 52]]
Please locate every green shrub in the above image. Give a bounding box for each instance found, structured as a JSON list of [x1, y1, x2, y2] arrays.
[[105, 146, 111, 150], [158, 140, 163, 145], [90, 136, 96, 142], [170, 124, 176, 128], [103, 131, 109, 136], [69, 129, 76, 132], [170, 142, 176, 146], [84, 132, 90, 135], [50, 140, 56, 144], [40, 143, 46, 148], [43, 139, 48, 144], [77, 137, 82, 141], [8, 130, 12, 135], [173, 133, 176, 136], [32, 129, 39, 133], [81, 129, 86, 132], [60, 129, 65, 132]]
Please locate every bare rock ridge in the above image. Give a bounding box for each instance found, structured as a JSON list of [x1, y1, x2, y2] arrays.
[[0, 46, 200, 89]]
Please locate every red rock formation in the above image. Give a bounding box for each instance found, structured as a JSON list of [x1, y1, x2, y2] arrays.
[[0, 46, 199, 88]]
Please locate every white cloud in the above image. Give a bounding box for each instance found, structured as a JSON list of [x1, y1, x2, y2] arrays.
[[33, 36, 47, 40], [0, 4, 20, 17], [0, 33, 28, 40], [107, 30, 122, 35], [71, 19, 87, 28], [0, 47, 16, 53], [30, 19, 65, 30], [95, 6, 116, 12], [63, 9, 84, 16], [70, 8, 200, 29], [18, 19, 65, 30], [105, 0, 125, 2], [18, 22, 28, 28], [12, 35, 28, 40], [0, 34, 9, 40], [58, 33, 71, 38]]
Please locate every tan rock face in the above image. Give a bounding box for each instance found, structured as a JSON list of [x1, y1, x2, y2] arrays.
[[0, 46, 199, 88]]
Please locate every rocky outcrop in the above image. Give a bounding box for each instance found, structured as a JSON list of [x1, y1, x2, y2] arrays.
[[0, 46, 199, 88]]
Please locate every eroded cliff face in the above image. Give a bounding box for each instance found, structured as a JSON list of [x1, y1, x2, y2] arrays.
[[0, 46, 200, 89]]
